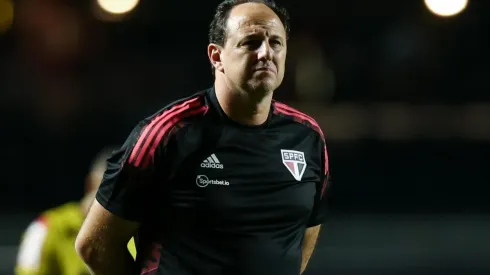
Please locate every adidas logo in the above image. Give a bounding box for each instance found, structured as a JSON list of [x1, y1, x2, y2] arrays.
[[200, 154, 224, 169]]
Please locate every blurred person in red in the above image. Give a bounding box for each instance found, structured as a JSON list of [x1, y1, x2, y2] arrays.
[[15, 148, 136, 275], [75, 1, 330, 275]]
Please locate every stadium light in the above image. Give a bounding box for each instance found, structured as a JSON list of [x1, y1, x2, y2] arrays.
[[96, 0, 139, 15], [424, 0, 468, 17]]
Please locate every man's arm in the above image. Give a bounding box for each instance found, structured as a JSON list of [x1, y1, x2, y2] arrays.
[[301, 132, 330, 274], [75, 200, 139, 275], [300, 225, 321, 274], [74, 122, 167, 275]]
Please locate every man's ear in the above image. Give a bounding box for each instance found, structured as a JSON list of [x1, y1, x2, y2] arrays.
[[208, 43, 225, 73]]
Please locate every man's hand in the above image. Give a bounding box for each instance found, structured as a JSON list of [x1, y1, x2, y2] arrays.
[[300, 225, 321, 274], [75, 199, 139, 275]]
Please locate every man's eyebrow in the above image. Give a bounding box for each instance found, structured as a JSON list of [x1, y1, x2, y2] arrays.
[[238, 19, 270, 28], [239, 29, 284, 39], [268, 34, 284, 40]]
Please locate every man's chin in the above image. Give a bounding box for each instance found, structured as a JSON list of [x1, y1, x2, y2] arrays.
[[246, 79, 279, 94]]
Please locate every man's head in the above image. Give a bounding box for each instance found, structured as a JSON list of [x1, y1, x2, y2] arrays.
[[81, 147, 116, 215], [85, 147, 116, 193], [208, 0, 290, 96]]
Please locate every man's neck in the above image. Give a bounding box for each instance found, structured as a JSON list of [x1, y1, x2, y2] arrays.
[[214, 79, 273, 126]]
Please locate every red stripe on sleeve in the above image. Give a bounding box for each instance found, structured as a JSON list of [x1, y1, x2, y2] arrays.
[[128, 97, 202, 167], [274, 102, 325, 138], [274, 103, 329, 196], [139, 105, 209, 168]]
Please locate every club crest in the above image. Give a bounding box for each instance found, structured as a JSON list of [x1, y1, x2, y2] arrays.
[[281, 149, 307, 181]]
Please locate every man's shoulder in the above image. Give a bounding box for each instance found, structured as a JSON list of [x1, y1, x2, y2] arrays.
[[21, 206, 58, 239], [125, 90, 210, 138], [33, 201, 81, 229], [138, 89, 210, 129], [121, 90, 211, 167], [272, 100, 325, 139]]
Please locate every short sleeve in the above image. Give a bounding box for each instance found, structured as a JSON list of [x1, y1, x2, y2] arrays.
[[306, 136, 330, 227], [95, 122, 168, 222]]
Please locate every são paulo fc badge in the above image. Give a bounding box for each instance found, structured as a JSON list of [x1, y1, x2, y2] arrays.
[[281, 149, 307, 181]]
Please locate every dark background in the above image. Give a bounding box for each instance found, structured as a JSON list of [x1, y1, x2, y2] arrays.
[[0, 0, 489, 274]]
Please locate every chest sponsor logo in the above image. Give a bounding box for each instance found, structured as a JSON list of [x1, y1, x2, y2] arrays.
[[281, 149, 307, 181], [196, 175, 230, 188], [200, 153, 224, 169]]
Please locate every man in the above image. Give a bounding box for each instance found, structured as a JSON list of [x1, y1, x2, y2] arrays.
[[75, 1, 330, 275], [15, 148, 136, 275]]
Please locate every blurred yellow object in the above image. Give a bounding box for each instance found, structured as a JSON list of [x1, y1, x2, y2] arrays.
[[15, 202, 137, 275], [0, 0, 14, 33]]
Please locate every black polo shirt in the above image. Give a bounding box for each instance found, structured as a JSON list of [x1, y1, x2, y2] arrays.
[[96, 87, 330, 275]]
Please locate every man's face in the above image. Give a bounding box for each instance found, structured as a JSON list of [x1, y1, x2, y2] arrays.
[[86, 169, 104, 194], [219, 3, 287, 95]]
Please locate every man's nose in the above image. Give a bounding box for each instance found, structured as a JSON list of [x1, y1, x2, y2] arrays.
[[257, 41, 273, 61]]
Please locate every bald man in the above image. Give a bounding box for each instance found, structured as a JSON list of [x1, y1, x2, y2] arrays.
[[75, 1, 329, 275]]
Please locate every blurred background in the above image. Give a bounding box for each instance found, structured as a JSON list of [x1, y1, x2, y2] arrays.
[[0, 0, 489, 274]]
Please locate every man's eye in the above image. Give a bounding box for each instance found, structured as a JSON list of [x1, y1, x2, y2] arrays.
[[270, 40, 282, 47], [243, 40, 261, 48]]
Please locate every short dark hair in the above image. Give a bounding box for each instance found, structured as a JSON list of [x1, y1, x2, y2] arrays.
[[208, 0, 290, 47]]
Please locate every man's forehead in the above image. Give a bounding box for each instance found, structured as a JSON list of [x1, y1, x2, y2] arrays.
[[227, 15, 284, 36], [226, 3, 285, 35]]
